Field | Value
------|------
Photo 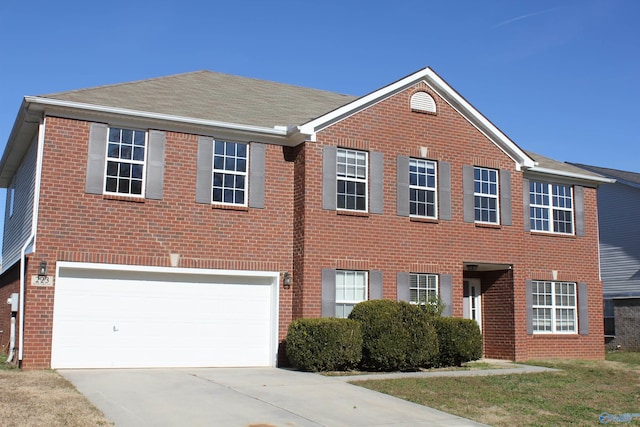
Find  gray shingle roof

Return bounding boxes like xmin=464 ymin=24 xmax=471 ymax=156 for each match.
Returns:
xmin=42 ymin=71 xmax=357 ymax=129
xmin=525 ymin=150 xmax=607 ymax=180
xmin=571 ymin=163 xmax=640 ymax=187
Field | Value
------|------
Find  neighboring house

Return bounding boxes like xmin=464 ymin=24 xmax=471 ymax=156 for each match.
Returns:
xmin=0 ymin=68 xmax=610 ymax=370
xmin=571 ymin=163 xmax=640 ymax=350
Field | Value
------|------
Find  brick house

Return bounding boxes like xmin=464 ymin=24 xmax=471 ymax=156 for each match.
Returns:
xmin=0 ymin=68 xmax=609 ymax=369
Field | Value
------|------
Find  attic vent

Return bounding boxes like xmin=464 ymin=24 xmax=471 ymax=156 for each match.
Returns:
xmin=410 ymin=92 xmax=436 ymax=114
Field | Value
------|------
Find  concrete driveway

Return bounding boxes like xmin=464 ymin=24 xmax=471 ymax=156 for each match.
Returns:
xmin=60 ymin=367 xmax=487 ymax=427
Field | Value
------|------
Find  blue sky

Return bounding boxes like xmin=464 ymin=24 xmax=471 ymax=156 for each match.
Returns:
xmin=0 ymin=0 xmax=638 ymax=241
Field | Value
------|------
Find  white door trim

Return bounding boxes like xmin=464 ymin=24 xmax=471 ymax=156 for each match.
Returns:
xmin=464 ymin=278 xmax=482 ymax=332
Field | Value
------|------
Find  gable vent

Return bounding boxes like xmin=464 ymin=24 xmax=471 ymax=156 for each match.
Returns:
xmin=410 ymin=92 xmax=436 ymax=113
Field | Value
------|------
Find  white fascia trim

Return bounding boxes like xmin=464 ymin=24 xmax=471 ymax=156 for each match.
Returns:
xmin=25 ymin=96 xmax=292 ymax=138
xmin=298 ymin=70 xmax=433 ymax=135
xmin=527 ymin=166 xmax=616 ymax=184
xmin=297 ymin=68 xmax=535 ymax=170
xmin=55 ymin=261 xmax=280 ymax=278
xmin=424 ymin=71 xmax=535 ymax=170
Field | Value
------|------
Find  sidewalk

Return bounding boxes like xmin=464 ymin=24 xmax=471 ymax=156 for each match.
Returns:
xmin=328 ymin=359 xmax=558 ymax=382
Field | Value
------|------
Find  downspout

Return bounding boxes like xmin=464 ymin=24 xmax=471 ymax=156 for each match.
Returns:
xmin=17 ymin=116 xmax=46 ymax=364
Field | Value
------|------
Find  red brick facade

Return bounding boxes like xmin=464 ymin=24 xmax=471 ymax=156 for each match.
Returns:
xmin=1 ymin=78 xmax=604 ymax=369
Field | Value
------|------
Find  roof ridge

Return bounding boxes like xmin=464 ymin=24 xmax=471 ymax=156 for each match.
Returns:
xmin=39 ymin=70 xmax=355 ymax=99
xmin=570 ymin=162 xmax=640 ymax=177
xmin=38 ymin=70 xmax=212 ymax=97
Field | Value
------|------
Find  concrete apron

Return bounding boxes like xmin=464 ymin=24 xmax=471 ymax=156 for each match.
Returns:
xmin=60 ymin=367 xmax=488 ymax=427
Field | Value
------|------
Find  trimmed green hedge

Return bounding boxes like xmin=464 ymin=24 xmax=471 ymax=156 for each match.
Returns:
xmin=433 ymin=317 xmax=482 ymax=367
xmin=286 ymin=318 xmax=362 ymax=372
xmin=348 ymin=300 xmax=439 ymax=371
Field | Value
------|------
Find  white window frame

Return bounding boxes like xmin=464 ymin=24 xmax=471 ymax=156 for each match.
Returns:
xmin=532 ymin=280 xmax=577 ymax=334
xmin=473 ymin=166 xmax=499 ymax=224
xmin=409 ymin=159 xmax=438 ymax=219
xmin=211 ymin=140 xmax=249 ymax=207
xmin=529 ymin=181 xmax=574 ymax=235
xmin=335 ymin=270 xmax=368 ymax=318
xmin=104 ymin=127 xmax=148 ymax=197
xmin=409 ymin=273 xmax=438 ymax=305
xmin=336 ymin=148 xmax=368 ymax=212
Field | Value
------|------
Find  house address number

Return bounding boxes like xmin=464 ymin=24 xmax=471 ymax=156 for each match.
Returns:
xmin=32 ymin=275 xmax=54 ymax=287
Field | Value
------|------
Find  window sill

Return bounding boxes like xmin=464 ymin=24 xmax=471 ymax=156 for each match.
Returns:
xmin=212 ymin=204 xmax=249 ymax=212
xmin=103 ymin=194 xmax=145 ymax=203
xmin=410 ymin=217 xmax=439 ymax=224
xmin=529 ymin=231 xmax=577 ymax=239
xmin=474 ymin=222 xmax=501 ymax=229
xmin=336 ymin=210 xmax=369 ymax=218
xmin=532 ymin=333 xmax=580 ymax=339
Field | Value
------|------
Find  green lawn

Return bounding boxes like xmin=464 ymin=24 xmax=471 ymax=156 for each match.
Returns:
xmin=354 ymin=352 xmax=640 ymax=426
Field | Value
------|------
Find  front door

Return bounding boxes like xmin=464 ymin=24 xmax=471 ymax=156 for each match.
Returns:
xmin=463 ymin=278 xmax=482 ymax=332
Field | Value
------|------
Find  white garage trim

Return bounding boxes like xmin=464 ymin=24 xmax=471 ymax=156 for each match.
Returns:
xmin=52 ymin=262 xmax=279 ymax=369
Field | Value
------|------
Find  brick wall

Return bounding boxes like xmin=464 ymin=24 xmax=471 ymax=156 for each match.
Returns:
xmin=21 ymin=117 xmax=296 ymax=369
xmin=607 ymin=299 xmax=640 ymax=350
xmin=298 ymin=82 xmax=603 ymax=361
xmin=479 ymin=269 xmax=516 ymax=360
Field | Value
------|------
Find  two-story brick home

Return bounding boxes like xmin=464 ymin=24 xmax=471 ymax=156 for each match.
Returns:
xmin=0 ymin=68 xmax=609 ymax=369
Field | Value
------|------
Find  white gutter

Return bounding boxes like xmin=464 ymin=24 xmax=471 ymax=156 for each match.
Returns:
xmin=18 ymin=117 xmax=46 ymax=362
xmin=527 ymin=166 xmax=616 ymax=184
xmin=24 ymin=96 xmax=292 ymax=137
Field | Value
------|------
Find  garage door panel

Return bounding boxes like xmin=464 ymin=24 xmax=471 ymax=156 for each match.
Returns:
xmin=51 ymin=267 xmax=277 ymax=369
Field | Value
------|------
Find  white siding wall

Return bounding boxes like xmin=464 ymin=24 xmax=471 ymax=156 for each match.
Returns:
xmin=598 ymin=183 xmax=640 ymax=297
xmin=2 ymin=135 xmax=37 ymax=273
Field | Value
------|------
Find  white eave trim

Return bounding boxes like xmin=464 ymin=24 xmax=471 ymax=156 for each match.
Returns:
xmin=526 ymin=166 xmax=616 ymax=184
xmin=24 ymin=96 xmax=295 ymax=138
xmin=297 ymin=67 xmax=536 ymax=170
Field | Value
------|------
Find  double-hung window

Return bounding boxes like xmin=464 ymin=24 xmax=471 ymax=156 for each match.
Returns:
xmin=105 ymin=127 xmax=147 ymax=196
xmin=531 ymin=281 xmax=577 ymax=333
xmin=409 ymin=273 xmax=438 ymax=305
xmin=335 ymin=270 xmax=367 ymax=318
xmin=212 ymin=140 xmax=248 ymax=206
xmin=409 ymin=159 xmax=437 ymax=218
xmin=336 ymin=148 xmax=367 ymax=211
xmin=474 ymin=167 xmax=499 ymax=223
xmin=529 ymin=181 xmax=573 ymax=234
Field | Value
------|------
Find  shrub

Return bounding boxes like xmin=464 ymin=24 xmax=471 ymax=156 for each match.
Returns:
xmin=433 ymin=317 xmax=482 ymax=367
xmin=348 ymin=300 xmax=438 ymax=371
xmin=286 ymin=318 xmax=362 ymax=372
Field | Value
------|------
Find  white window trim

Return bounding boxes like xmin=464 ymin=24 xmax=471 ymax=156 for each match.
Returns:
xmin=409 ymin=273 xmax=439 ymax=305
xmin=409 ymin=159 xmax=438 ymax=219
xmin=336 ymin=148 xmax=368 ymax=212
xmin=335 ymin=270 xmax=368 ymax=318
xmin=8 ymin=180 xmax=15 ymax=218
xmin=532 ymin=280 xmax=577 ymax=334
xmin=474 ymin=166 xmax=500 ymax=224
xmin=530 ymin=182 xmax=574 ymax=235
xmin=103 ymin=127 xmax=148 ymax=198
xmin=211 ymin=140 xmax=250 ymax=207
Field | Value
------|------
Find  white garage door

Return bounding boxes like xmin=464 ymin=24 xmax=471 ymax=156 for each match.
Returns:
xmin=51 ymin=263 xmax=278 ymax=369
